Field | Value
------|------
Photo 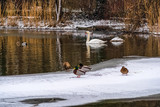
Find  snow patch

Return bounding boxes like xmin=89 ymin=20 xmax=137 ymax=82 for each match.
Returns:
xmin=0 ymin=57 xmax=160 ymax=106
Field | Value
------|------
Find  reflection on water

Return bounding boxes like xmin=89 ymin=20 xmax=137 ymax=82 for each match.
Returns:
xmin=0 ymin=30 xmax=160 ymax=76
xmin=78 ymin=99 xmax=160 ymax=107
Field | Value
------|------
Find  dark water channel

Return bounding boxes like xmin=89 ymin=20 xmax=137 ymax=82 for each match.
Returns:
xmin=0 ymin=30 xmax=160 ymax=76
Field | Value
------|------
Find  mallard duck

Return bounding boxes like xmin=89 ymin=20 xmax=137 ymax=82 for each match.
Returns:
xmin=22 ymin=42 xmax=27 ymax=46
xmin=85 ymin=31 xmax=107 ymax=44
xmin=73 ymin=66 xmax=86 ymax=78
xmin=120 ymin=66 xmax=129 ymax=75
xmin=78 ymin=63 xmax=92 ymax=72
xmin=63 ymin=62 xmax=71 ymax=71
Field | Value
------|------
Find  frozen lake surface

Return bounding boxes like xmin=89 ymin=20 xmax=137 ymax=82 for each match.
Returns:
xmin=0 ymin=57 xmax=160 ymax=106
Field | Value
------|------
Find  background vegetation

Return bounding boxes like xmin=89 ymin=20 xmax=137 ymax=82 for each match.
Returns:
xmin=0 ymin=0 xmax=160 ymax=31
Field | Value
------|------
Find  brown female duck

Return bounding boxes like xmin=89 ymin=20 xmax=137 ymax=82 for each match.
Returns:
xmin=63 ymin=62 xmax=71 ymax=71
xmin=120 ymin=66 xmax=129 ymax=75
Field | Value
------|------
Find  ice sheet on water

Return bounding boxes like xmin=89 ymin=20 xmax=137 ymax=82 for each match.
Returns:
xmin=0 ymin=57 xmax=160 ymax=106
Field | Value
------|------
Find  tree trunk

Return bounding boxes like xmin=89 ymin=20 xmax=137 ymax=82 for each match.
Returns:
xmin=0 ymin=2 xmax=1 ymax=17
xmin=55 ymin=0 xmax=62 ymax=22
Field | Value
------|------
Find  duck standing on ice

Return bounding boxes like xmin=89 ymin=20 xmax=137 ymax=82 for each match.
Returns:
xmin=63 ymin=62 xmax=71 ymax=71
xmin=120 ymin=66 xmax=129 ymax=75
xmin=73 ymin=66 xmax=88 ymax=78
xmin=78 ymin=63 xmax=92 ymax=72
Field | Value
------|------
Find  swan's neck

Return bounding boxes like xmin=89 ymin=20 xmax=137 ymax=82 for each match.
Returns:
xmin=86 ymin=33 xmax=90 ymax=43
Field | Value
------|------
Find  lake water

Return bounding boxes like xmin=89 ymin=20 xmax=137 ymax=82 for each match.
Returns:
xmin=0 ymin=30 xmax=160 ymax=76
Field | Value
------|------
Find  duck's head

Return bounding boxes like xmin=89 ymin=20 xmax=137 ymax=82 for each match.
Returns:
xmin=74 ymin=66 xmax=78 ymax=70
xmin=78 ymin=63 xmax=83 ymax=68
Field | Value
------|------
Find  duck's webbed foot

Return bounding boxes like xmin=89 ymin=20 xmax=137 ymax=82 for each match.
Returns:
xmin=77 ymin=75 xmax=80 ymax=78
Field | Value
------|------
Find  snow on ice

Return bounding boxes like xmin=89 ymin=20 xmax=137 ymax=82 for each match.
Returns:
xmin=0 ymin=57 xmax=160 ymax=106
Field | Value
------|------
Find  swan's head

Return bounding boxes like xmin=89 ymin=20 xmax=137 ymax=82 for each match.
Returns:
xmin=85 ymin=31 xmax=91 ymax=34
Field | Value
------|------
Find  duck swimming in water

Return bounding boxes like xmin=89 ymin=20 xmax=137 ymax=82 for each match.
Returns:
xmin=73 ymin=66 xmax=87 ymax=78
xmin=78 ymin=63 xmax=92 ymax=72
xmin=16 ymin=41 xmax=27 ymax=47
xmin=22 ymin=42 xmax=27 ymax=46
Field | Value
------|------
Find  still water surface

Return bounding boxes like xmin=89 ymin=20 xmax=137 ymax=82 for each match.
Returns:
xmin=0 ymin=30 xmax=160 ymax=76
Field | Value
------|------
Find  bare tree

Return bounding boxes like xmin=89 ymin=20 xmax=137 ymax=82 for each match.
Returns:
xmin=0 ymin=2 xmax=1 ymax=17
xmin=55 ymin=0 xmax=62 ymax=22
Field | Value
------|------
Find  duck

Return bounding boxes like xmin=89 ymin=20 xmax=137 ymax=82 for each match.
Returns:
xmin=120 ymin=66 xmax=129 ymax=75
xmin=16 ymin=41 xmax=21 ymax=46
xmin=85 ymin=31 xmax=107 ymax=44
xmin=78 ymin=63 xmax=92 ymax=72
xmin=63 ymin=62 xmax=71 ymax=71
xmin=22 ymin=42 xmax=27 ymax=46
xmin=73 ymin=66 xmax=87 ymax=78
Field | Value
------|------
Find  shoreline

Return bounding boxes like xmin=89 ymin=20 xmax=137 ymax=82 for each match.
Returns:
xmin=0 ymin=19 xmax=154 ymax=35
xmin=73 ymin=94 xmax=160 ymax=107
xmin=19 ymin=93 xmax=160 ymax=107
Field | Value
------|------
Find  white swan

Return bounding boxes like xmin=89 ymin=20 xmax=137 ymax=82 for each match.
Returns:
xmin=85 ymin=31 xmax=107 ymax=44
xmin=110 ymin=37 xmax=124 ymax=42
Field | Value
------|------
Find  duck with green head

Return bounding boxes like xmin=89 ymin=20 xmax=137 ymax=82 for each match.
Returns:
xmin=73 ymin=66 xmax=86 ymax=78
xmin=78 ymin=63 xmax=92 ymax=72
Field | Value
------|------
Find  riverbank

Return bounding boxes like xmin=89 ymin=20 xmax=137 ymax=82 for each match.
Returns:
xmin=0 ymin=19 xmax=152 ymax=34
xmin=19 ymin=93 xmax=160 ymax=107
xmin=74 ymin=94 xmax=160 ymax=107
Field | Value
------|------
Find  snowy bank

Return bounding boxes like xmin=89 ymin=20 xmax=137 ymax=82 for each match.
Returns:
xmin=1 ymin=19 xmax=157 ymax=35
xmin=0 ymin=57 xmax=160 ymax=107
xmin=0 ymin=19 xmax=125 ymax=30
